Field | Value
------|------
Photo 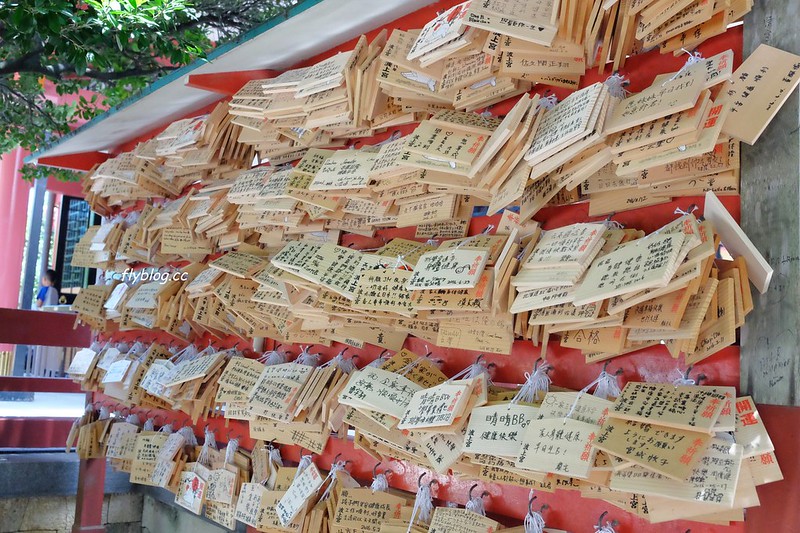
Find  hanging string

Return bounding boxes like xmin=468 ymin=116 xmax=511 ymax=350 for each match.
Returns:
xmin=603 ymin=213 xmax=624 ymax=230
xmin=593 ymin=367 xmax=622 ymax=400
xmin=453 ymin=225 xmax=496 ymax=251
xmin=319 ymin=458 xmax=350 ymax=501
xmin=397 ymin=347 xmax=434 ymax=376
xmin=259 ymin=347 xmax=288 ymax=366
xmin=465 ymin=485 xmax=489 ymax=516
xmin=225 ymin=437 xmax=240 ymax=465
xmin=672 ymin=366 xmax=705 ymax=386
xmin=197 ymin=426 xmax=217 ymax=467
xmin=125 ymin=413 xmax=141 ymax=426
xmin=674 ymin=371 xmax=696 ymax=386
xmin=447 ymin=355 xmax=496 ymax=384
xmin=135 ymin=342 xmax=157 ymax=363
xmin=524 ymin=507 xmax=546 ymax=533
xmin=293 ymin=454 xmax=314 ymax=481
xmin=98 ymin=405 xmax=111 ymax=420
xmin=564 ymin=365 xmax=623 ymax=421
xmin=125 ymin=340 xmax=145 ymax=357
xmin=604 ymin=73 xmax=631 ymax=99
xmin=158 ymin=423 xmax=174 ymax=434
xmin=178 ymin=426 xmax=197 ymax=446
xmin=370 ymin=472 xmax=390 ymax=492
xmin=536 ymin=93 xmax=558 ymax=112
xmin=348 ymin=236 xmax=389 ymax=253
xmin=407 ymin=475 xmax=436 ymax=533
xmin=511 ymin=360 xmax=552 ymax=405
xmin=269 ymin=445 xmax=284 ymax=468
xmin=479 ymin=107 xmax=495 ymax=126
xmin=169 ymin=343 xmax=199 ymax=365
xmin=370 ymin=463 xmax=391 ymax=493
xmin=471 ymin=76 xmax=497 ymax=91
xmin=295 ymin=345 xmax=320 ymax=367
xmin=674 ymin=204 xmax=698 ymax=217
xmin=662 ymin=48 xmax=704 ymax=85
xmin=320 ymin=348 xmax=358 ymax=374
xmin=143 ymin=416 xmax=156 ymax=432
xmin=594 ymin=512 xmax=619 ymax=533
xmin=373 ymin=130 xmax=402 ymax=147
xmin=367 ymin=350 xmax=391 ymax=368
xmin=224 ymin=343 xmax=243 ymax=359
xmin=392 ymin=254 xmax=412 ymax=272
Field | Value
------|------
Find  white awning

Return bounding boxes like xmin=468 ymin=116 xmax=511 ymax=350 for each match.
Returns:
xmin=29 ymin=0 xmax=436 ymax=162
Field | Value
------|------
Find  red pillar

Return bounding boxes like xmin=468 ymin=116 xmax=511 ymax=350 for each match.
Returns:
xmin=9 ymin=150 xmax=32 ymax=306
xmin=72 ymin=457 xmax=107 ymax=533
xmin=0 ymin=148 xmax=32 ymax=353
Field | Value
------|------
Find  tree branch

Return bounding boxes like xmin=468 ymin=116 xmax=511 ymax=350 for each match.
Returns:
xmin=0 ymin=80 xmax=64 ymax=132
xmin=0 ymin=46 xmax=45 ymax=77
xmin=82 ymin=65 xmax=180 ymax=81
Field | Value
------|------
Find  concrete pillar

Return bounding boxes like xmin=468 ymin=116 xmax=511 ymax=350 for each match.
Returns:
xmin=740 ymin=1 xmax=800 ymax=405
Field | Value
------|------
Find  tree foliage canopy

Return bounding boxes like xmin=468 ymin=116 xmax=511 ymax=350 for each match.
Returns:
xmin=0 ymin=0 xmax=295 ymax=180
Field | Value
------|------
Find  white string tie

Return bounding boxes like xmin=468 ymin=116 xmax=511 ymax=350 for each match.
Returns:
xmin=662 ymin=48 xmax=704 ymax=86
xmin=536 ymin=94 xmax=558 ymax=112
xmin=604 ymin=73 xmax=631 ymax=99
xmin=407 ymin=481 xmax=435 ymax=532
xmin=512 ymin=361 xmax=552 ymax=405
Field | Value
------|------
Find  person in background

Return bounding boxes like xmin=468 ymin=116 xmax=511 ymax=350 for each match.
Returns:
xmin=36 ymin=269 xmax=60 ymax=308
xmin=32 ymin=269 xmax=64 ymax=376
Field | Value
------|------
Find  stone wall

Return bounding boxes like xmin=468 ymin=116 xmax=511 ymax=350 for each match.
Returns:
xmin=0 ymin=493 xmax=142 ymax=533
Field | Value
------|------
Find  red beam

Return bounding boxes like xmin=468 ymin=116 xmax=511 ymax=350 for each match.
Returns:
xmin=0 ymin=418 xmax=76 ymax=447
xmin=185 ymin=69 xmax=280 ymax=96
xmin=0 ymin=308 xmax=92 ymax=348
xmin=0 ymin=377 xmax=82 ymax=393
xmin=46 ymin=175 xmax=85 ymax=198
xmin=37 ymin=151 xmax=109 ymax=172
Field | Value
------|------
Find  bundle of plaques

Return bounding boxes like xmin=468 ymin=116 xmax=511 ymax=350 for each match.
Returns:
xmin=232 ymin=354 xmax=355 ymax=454
xmin=71 ymin=220 xmax=122 ymax=271
xmin=587 ymin=383 xmax=779 ymax=524
xmin=510 ymin=199 xmax=757 ymax=364
xmin=77 ymin=46 xmax=800 ymax=274
xmin=77 ymin=187 xmax=761 ymax=367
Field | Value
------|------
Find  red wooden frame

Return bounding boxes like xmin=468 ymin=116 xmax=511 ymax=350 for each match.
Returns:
xmin=185 ymin=69 xmax=281 ymax=96
xmin=38 ymin=151 xmax=109 ymax=172
xmin=0 ymin=308 xmax=92 ymax=348
xmin=0 ymin=376 xmax=83 ymax=393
